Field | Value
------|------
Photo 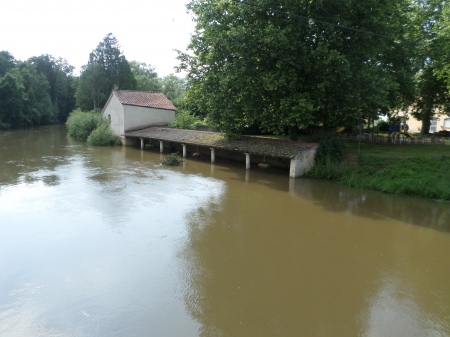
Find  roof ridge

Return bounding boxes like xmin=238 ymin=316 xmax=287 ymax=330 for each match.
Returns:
xmin=114 ymin=89 xmax=162 ymax=93
xmin=112 ymin=90 xmax=176 ymax=111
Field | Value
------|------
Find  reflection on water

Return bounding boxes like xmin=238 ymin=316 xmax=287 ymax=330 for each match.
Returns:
xmin=0 ymin=125 xmax=449 ymax=337
xmin=180 ymin=175 xmax=450 ymax=336
xmin=289 ymin=178 xmax=450 ymax=232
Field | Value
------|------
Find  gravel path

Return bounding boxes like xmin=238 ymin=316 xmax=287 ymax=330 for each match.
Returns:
xmin=125 ymin=127 xmax=316 ymax=158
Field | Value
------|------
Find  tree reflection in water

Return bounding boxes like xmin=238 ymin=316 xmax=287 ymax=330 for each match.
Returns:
xmin=179 ymin=177 xmax=450 ymax=336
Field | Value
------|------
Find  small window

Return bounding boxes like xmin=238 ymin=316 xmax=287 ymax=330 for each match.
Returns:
xmin=444 ymin=118 xmax=450 ymax=128
xmin=430 ymin=118 xmax=439 ymax=132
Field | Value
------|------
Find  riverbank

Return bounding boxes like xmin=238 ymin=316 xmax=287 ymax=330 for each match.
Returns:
xmin=307 ymin=140 xmax=450 ymax=201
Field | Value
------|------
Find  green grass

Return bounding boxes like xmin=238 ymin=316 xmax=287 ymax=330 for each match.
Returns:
xmin=345 ymin=140 xmax=450 ymax=158
xmin=307 ymin=139 xmax=450 ymax=201
xmin=247 ymin=133 xmax=450 ymax=200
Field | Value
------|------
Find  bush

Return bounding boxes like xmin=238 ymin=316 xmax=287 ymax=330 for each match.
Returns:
xmin=171 ymin=109 xmax=206 ymax=130
xmin=309 ymin=133 xmax=346 ymax=166
xmin=87 ymin=124 xmax=121 ymax=146
xmin=66 ymin=109 xmax=104 ymax=142
xmin=161 ymin=153 xmax=182 ymax=166
xmin=376 ymin=120 xmax=389 ymax=132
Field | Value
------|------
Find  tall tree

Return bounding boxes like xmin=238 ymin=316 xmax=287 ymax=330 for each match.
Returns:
xmin=179 ymin=0 xmax=412 ymax=139
xmin=75 ymin=33 xmax=137 ymax=110
xmin=129 ymin=60 xmax=162 ymax=91
xmin=0 ymin=73 xmax=23 ymax=129
xmin=408 ymin=0 xmax=450 ymax=134
xmin=76 ymin=62 xmax=109 ymax=111
xmin=434 ymin=1 xmax=450 ymax=88
xmin=160 ymin=74 xmax=186 ymax=108
xmin=0 ymin=51 xmax=16 ymax=77
xmin=27 ymin=55 xmax=76 ymax=122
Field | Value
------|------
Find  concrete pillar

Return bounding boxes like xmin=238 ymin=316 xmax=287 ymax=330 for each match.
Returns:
xmin=182 ymin=144 xmax=187 ymax=158
xmin=210 ymin=148 xmax=215 ymax=163
xmin=289 ymin=146 xmax=318 ymax=178
xmin=289 ymin=178 xmax=296 ymax=194
xmin=121 ymin=136 xmax=136 ymax=146
xmin=159 ymin=140 xmax=164 ymax=153
xmin=245 ymin=153 xmax=250 ymax=169
xmin=245 ymin=170 xmax=250 ymax=183
xmin=140 ymin=138 xmax=144 ymax=149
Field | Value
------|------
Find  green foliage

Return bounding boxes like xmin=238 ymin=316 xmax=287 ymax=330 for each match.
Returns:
xmin=308 ymin=140 xmax=450 ymax=200
xmin=0 ymin=51 xmax=16 ymax=77
xmin=75 ymin=33 xmax=137 ymax=111
xmin=375 ymin=120 xmax=389 ymax=132
xmin=27 ymin=55 xmax=76 ymax=122
xmin=432 ymin=2 xmax=450 ymax=91
xmin=87 ymin=124 xmax=121 ymax=146
xmin=0 ymin=73 xmax=23 ymax=129
xmin=129 ymin=61 xmax=162 ymax=91
xmin=65 ymin=109 xmax=105 ymax=142
xmin=0 ymin=52 xmax=75 ymax=129
xmin=339 ymin=156 xmax=450 ymax=200
xmin=407 ymin=0 xmax=450 ymax=134
xmin=305 ymin=157 xmax=345 ymax=180
xmin=160 ymin=74 xmax=186 ymax=108
xmin=161 ymin=153 xmax=182 ymax=166
xmin=179 ymin=0 xmax=412 ymax=139
xmin=309 ymin=133 xmax=346 ymax=166
xmin=171 ymin=109 xmax=205 ymax=130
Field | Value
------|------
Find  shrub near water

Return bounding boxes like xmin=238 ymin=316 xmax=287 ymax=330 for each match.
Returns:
xmin=66 ymin=109 xmax=104 ymax=142
xmin=171 ymin=109 xmax=206 ymax=130
xmin=161 ymin=153 xmax=182 ymax=166
xmin=66 ymin=109 xmax=120 ymax=146
xmin=306 ymin=133 xmax=346 ymax=179
xmin=87 ymin=124 xmax=121 ymax=146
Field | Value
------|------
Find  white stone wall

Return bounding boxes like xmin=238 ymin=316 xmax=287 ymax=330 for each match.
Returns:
xmin=289 ymin=146 xmax=318 ymax=178
xmin=103 ymin=94 xmax=125 ymax=136
xmin=123 ymin=105 xmax=175 ymax=132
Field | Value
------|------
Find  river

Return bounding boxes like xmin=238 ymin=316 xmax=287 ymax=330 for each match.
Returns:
xmin=0 ymin=125 xmax=449 ymax=337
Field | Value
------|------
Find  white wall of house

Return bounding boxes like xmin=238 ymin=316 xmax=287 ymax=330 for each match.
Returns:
xmin=103 ymin=94 xmax=125 ymax=136
xmin=123 ymin=105 xmax=175 ymax=132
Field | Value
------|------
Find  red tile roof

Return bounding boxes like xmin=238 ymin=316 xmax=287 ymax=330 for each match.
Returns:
xmin=113 ymin=90 xmax=176 ymax=111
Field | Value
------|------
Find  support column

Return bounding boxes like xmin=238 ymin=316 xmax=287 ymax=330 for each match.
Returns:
xmin=245 ymin=153 xmax=250 ymax=169
xmin=159 ymin=140 xmax=164 ymax=153
xmin=140 ymin=138 xmax=144 ymax=149
xmin=289 ymin=146 xmax=318 ymax=178
xmin=182 ymin=144 xmax=187 ymax=158
xmin=210 ymin=148 xmax=215 ymax=163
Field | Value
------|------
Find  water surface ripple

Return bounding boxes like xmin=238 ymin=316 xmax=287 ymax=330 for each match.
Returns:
xmin=0 ymin=125 xmax=449 ymax=337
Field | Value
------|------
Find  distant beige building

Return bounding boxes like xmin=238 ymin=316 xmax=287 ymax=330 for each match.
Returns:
xmin=102 ymin=90 xmax=176 ymax=136
xmin=407 ymin=114 xmax=450 ymax=133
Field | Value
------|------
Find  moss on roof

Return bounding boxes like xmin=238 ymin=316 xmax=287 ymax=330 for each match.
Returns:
xmin=126 ymin=127 xmax=316 ymax=158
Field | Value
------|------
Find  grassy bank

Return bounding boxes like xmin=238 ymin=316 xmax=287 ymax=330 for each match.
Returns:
xmin=307 ymin=140 xmax=450 ymax=201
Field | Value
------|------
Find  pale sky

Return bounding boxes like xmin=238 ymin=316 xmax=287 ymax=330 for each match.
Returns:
xmin=0 ymin=0 xmax=196 ymax=77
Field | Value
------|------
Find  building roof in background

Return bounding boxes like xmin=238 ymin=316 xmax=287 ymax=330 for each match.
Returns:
xmin=113 ymin=90 xmax=176 ymax=111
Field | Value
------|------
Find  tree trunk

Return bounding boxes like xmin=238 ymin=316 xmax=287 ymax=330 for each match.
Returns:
xmin=288 ymin=126 xmax=298 ymax=141
xmin=421 ymin=110 xmax=432 ymax=134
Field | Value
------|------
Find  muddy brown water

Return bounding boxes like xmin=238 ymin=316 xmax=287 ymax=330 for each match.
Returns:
xmin=1 ymin=125 xmax=449 ymax=337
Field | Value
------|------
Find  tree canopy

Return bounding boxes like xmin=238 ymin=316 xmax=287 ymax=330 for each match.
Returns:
xmin=76 ymin=33 xmax=137 ymax=110
xmin=178 ymin=0 xmax=415 ymax=139
xmin=129 ymin=60 xmax=162 ymax=91
xmin=406 ymin=0 xmax=450 ymax=133
xmin=0 ymin=52 xmax=76 ymax=129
